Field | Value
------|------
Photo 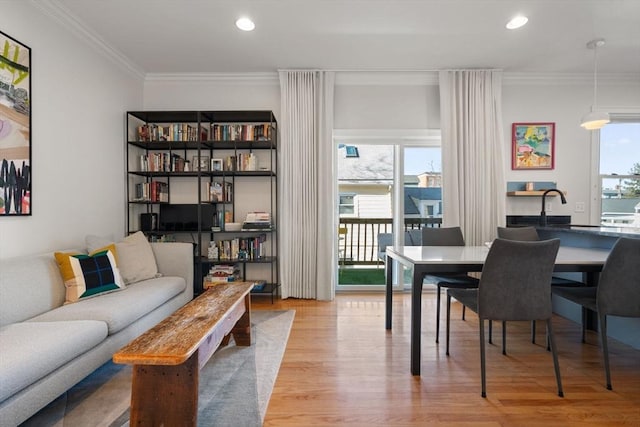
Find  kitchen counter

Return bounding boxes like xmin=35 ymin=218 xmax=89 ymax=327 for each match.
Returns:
xmin=537 ymin=225 xmax=639 ymax=250
xmin=538 ymin=225 xmax=640 ymax=240
xmin=536 ymin=224 xmax=640 ymax=350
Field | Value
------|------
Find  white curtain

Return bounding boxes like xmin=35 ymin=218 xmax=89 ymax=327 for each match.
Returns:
xmin=278 ymin=70 xmax=335 ymax=300
xmin=439 ymin=70 xmax=506 ymax=245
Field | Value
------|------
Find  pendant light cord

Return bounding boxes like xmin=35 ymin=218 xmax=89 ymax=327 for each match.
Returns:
xmin=592 ymin=45 xmax=598 ymax=109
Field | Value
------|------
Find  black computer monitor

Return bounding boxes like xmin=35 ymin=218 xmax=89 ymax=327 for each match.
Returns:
xmin=159 ymin=204 xmax=215 ymax=231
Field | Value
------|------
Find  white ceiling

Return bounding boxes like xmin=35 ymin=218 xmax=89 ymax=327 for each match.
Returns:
xmin=42 ymin=0 xmax=640 ymax=76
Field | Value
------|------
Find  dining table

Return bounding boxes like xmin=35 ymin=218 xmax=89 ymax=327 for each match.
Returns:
xmin=384 ymin=244 xmax=611 ymax=375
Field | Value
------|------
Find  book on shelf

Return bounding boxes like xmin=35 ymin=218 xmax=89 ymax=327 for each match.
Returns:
xmin=200 ymin=124 xmax=209 ymax=141
xmin=212 ymin=123 xmax=272 ymax=141
xmin=138 ymin=153 xmax=186 ymax=172
xmin=207 ymin=234 xmax=268 ymax=261
xmin=203 ymin=263 xmax=239 ymax=287
xmin=221 ymin=153 xmax=259 ymax=172
xmin=133 ymin=181 xmax=168 ymax=203
xmin=250 ymin=280 xmax=267 ymax=291
xmin=136 ymin=123 xmax=198 ymax=142
xmin=242 ymin=212 xmax=272 ymax=230
xmin=206 ymin=181 xmax=233 ymax=203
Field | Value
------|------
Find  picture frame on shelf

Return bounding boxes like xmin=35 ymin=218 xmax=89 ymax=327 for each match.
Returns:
xmin=512 ymin=122 xmax=555 ymax=170
xmin=1 ymin=31 xmax=31 ymax=216
xmin=192 ymin=155 xmax=210 ymax=171
xmin=211 ymin=158 xmax=223 ymax=172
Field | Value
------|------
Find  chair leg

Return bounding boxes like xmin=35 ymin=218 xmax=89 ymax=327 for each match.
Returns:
xmin=436 ymin=284 xmax=441 ymax=343
xmin=581 ymin=307 xmax=587 ymax=343
xmin=546 ymin=319 xmax=564 ymax=397
xmin=488 ymin=320 xmax=493 ymax=344
xmin=446 ymin=293 xmax=452 ymax=356
xmin=546 ymin=330 xmax=550 ymax=352
xmin=502 ymin=321 xmax=506 ymax=355
xmin=599 ymin=313 xmax=612 ymax=390
xmin=462 ymin=305 xmax=466 ymax=321
xmin=480 ymin=318 xmax=487 ymax=398
xmin=531 ymin=320 xmax=536 ymax=344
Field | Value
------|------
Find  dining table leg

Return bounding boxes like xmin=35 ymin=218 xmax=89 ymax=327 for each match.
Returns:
xmin=411 ymin=267 xmax=423 ymax=375
xmin=385 ymin=255 xmax=393 ymax=330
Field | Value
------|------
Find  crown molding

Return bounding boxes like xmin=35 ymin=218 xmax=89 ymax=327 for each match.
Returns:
xmin=142 ymin=71 xmax=638 ymax=86
xmin=144 ymin=72 xmax=279 ymax=85
xmin=503 ymin=72 xmax=640 ymax=86
xmin=335 ymin=72 xmax=439 ymax=86
xmin=31 ymin=0 xmax=145 ymax=80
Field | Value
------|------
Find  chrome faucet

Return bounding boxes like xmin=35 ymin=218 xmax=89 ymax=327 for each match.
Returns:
xmin=540 ymin=189 xmax=567 ymax=226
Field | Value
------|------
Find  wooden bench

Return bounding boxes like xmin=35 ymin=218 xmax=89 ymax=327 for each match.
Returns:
xmin=113 ymin=281 xmax=254 ymax=426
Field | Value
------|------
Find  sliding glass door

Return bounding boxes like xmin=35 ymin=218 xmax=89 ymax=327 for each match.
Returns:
xmin=334 ymin=130 xmax=441 ymax=291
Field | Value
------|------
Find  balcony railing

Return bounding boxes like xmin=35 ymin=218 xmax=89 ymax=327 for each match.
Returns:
xmin=338 ymin=217 xmax=442 ymax=265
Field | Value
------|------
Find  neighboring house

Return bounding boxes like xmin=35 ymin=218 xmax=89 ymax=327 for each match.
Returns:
xmin=337 ymin=144 xmax=442 ymax=218
xmin=405 ymin=187 xmax=442 ymax=218
xmin=337 ymin=144 xmax=393 ymax=218
xmin=601 ymin=199 xmax=640 ymax=228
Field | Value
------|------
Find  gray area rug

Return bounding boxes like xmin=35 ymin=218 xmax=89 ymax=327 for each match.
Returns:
xmin=20 ymin=310 xmax=295 ymax=427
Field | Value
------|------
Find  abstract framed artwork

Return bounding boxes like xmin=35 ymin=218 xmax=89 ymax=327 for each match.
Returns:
xmin=0 ymin=31 xmax=31 ymax=215
xmin=512 ymin=122 xmax=555 ymax=170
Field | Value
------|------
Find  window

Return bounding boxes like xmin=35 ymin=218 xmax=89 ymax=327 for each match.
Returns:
xmin=339 ymin=193 xmax=355 ymax=215
xmin=598 ymin=121 xmax=640 ymax=228
xmin=345 ymin=146 xmax=359 ymax=158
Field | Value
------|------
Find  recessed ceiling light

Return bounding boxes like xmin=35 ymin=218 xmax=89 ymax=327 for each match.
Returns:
xmin=235 ymin=17 xmax=255 ymax=31
xmin=506 ymin=15 xmax=528 ymax=30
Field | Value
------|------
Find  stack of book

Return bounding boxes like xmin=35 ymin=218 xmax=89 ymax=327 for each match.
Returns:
xmin=203 ymin=264 xmax=238 ymax=288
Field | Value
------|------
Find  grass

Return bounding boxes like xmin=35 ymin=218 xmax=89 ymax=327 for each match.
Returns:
xmin=338 ymin=267 xmax=385 ymax=285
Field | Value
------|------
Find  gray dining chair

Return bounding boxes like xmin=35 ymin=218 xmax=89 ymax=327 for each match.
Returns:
xmin=497 ymin=226 xmax=586 ymax=346
xmin=446 ymin=238 xmax=563 ymax=398
xmin=551 ymin=237 xmax=640 ymax=390
xmin=377 ymin=230 xmax=420 ymax=261
xmin=422 ymin=226 xmax=480 ymax=343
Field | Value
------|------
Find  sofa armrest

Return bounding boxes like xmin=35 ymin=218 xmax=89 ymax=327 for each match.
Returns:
xmin=150 ymin=242 xmax=194 ymax=300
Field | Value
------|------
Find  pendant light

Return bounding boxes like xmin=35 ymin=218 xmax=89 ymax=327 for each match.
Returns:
xmin=580 ymin=39 xmax=610 ymax=130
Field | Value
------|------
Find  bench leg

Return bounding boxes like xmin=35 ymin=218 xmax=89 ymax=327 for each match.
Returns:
xmin=219 ymin=293 xmax=252 ymax=347
xmin=232 ymin=294 xmax=252 ymax=346
xmin=130 ymin=352 xmax=199 ymax=427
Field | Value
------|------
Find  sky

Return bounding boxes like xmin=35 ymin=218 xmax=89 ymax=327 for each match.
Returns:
xmin=404 ymin=147 xmax=441 ymax=174
xmin=599 ymin=122 xmax=640 ymax=175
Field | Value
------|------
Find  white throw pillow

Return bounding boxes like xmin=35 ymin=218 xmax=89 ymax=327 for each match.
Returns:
xmin=86 ymin=231 xmax=160 ymax=284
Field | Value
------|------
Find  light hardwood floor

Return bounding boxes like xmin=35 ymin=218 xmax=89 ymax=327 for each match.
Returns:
xmin=253 ymin=291 xmax=640 ymax=426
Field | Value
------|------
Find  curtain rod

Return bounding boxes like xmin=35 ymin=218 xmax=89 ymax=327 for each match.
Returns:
xmin=277 ymin=68 xmax=503 ymax=73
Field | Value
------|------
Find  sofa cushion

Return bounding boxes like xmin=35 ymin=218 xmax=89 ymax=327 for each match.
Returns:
xmin=54 ymin=246 xmax=125 ymax=304
xmin=0 ymin=252 xmax=68 ymax=327
xmin=27 ymin=276 xmax=186 ymax=335
xmin=87 ymin=232 xmax=160 ymax=285
xmin=0 ymin=320 xmax=108 ymax=402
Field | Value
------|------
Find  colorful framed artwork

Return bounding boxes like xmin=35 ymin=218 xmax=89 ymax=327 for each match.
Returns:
xmin=512 ymin=122 xmax=555 ymax=170
xmin=0 ymin=31 xmax=31 ymax=215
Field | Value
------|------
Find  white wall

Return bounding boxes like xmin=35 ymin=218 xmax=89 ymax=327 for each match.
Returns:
xmin=144 ymin=78 xmax=280 ymax=113
xmin=334 ymin=76 xmax=440 ymax=129
xmin=503 ymin=78 xmax=640 ymax=224
xmin=143 ymin=73 xmax=640 ymax=230
xmin=334 ymin=72 xmax=640 ymax=226
xmin=0 ymin=3 xmax=143 ymax=259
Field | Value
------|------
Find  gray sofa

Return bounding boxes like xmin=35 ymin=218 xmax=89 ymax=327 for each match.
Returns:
xmin=0 ymin=242 xmax=193 ymax=427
